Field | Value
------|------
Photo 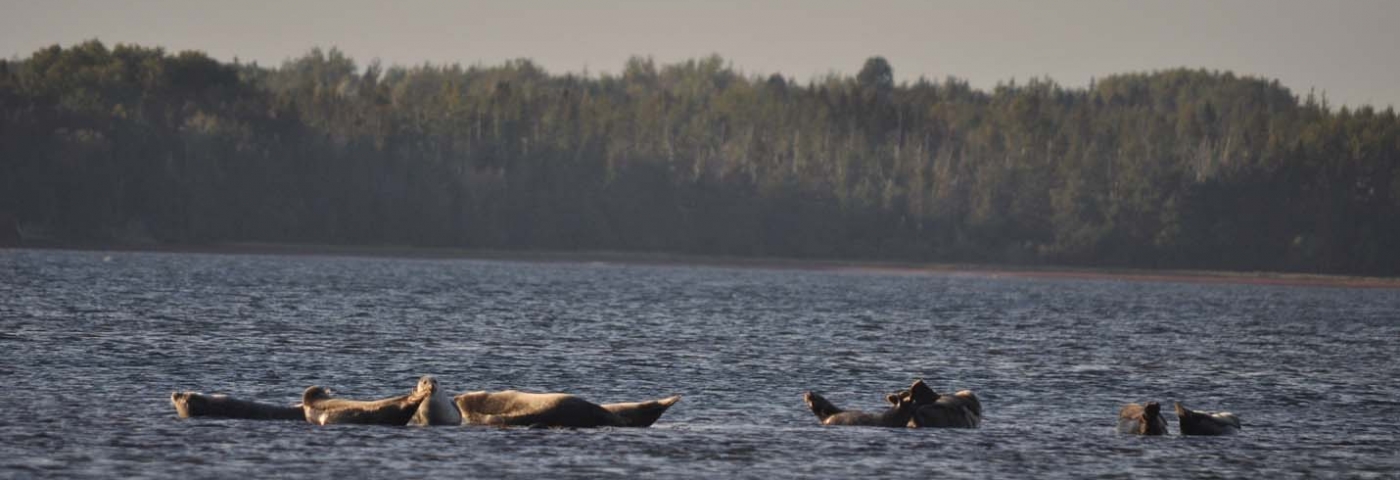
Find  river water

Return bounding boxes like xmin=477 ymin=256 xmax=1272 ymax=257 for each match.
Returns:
xmin=1 ymin=249 xmax=1397 ymax=479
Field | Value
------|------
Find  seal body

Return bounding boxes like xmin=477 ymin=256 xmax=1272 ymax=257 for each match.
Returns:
xmin=1117 ymin=402 xmax=1169 ymax=435
xmin=1175 ymin=402 xmax=1241 ymax=435
xmin=804 ymin=379 xmax=930 ymax=427
xmin=901 ymin=384 xmax=982 ymax=428
xmin=170 ymin=392 xmax=304 ymax=421
xmin=454 ymin=390 xmax=676 ymax=428
xmin=302 ymin=385 xmax=431 ymax=425
xmin=410 ymin=375 xmax=463 ymax=426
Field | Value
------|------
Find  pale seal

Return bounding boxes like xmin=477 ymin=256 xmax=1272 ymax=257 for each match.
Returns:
xmin=409 ymin=375 xmax=463 ymax=426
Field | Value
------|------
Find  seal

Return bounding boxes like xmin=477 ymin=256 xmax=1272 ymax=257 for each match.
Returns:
xmin=453 ymin=390 xmax=680 ymax=428
xmin=803 ymin=379 xmax=930 ymax=427
xmin=1174 ymin=402 xmax=1241 ymax=435
xmin=894 ymin=382 xmax=982 ymax=428
xmin=170 ymin=391 xmax=304 ymax=421
xmin=409 ymin=375 xmax=463 ymax=426
xmin=302 ymin=384 xmax=432 ymax=425
xmin=1116 ymin=401 xmax=1168 ymax=435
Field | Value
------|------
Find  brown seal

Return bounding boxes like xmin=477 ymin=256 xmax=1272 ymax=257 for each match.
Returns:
xmin=1117 ymin=401 xmax=1168 ymax=435
xmin=302 ymin=384 xmax=431 ymax=425
xmin=893 ymin=382 xmax=982 ymax=428
xmin=803 ymin=379 xmax=930 ymax=427
xmin=170 ymin=392 xmax=304 ymax=421
xmin=409 ymin=375 xmax=463 ymax=426
xmin=453 ymin=390 xmax=680 ymax=428
xmin=1175 ymin=402 xmax=1241 ymax=435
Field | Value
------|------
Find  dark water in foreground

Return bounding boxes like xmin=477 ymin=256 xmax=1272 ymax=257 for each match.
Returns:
xmin=1 ymin=249 xmax=1398 ymax=479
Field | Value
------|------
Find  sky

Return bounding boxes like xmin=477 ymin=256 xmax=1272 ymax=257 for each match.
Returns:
xmin=3 ymin=0 xmax=1398 ymax=108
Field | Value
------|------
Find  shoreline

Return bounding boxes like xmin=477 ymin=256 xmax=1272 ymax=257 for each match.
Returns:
xmin=7 ymin=242 xmax=1400 ymax=290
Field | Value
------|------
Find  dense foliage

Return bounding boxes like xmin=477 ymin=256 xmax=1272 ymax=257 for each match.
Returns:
xmin=2 ymin=41 xmax=1397 ymax=274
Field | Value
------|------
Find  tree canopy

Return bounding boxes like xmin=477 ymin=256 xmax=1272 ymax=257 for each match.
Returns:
xmin=3 ymin=41 xmax=1398 ymax=275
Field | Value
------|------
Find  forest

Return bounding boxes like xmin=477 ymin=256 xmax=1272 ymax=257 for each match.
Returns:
xmin=1 ymin=40 xmax=1397 ymax=275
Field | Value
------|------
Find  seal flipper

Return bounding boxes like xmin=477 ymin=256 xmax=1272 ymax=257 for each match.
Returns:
xmin=803 ymin=391 xmax=843 ymax=422
xmin=601 ymin=395 xmax=681 ymax=427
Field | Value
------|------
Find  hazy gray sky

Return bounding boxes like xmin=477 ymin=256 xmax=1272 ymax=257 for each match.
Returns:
xmin=3 ymin=0 xmax=1397 ymax=108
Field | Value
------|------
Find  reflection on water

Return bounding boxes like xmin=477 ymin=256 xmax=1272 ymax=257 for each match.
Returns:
xmin=1 ymin=249 xmax=1398 ymax=478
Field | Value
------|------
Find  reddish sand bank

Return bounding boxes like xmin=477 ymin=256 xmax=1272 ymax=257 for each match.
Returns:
xmin=13 ymin=242 xmax=1399 ymax=290
xmin=841 ymin=264 xmax=1400 ymax=289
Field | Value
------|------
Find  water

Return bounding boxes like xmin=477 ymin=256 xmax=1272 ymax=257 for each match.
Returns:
xmin=1 ymin=249 xmax=1397 ymax=479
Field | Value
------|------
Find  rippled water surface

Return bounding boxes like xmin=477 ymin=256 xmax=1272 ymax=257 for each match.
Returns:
xmin=2 ymin=249 xmax=1398 ymax=479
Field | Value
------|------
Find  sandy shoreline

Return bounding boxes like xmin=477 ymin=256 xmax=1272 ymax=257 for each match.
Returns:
xmin=8 ymin=242 xmax=1399 ymax=290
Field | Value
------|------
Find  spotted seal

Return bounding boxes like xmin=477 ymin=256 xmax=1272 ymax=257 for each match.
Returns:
xmin=453 ymin=390 xmax=680 ymax=428
xmin=170 ymin=392 xmax=304 ymax=421
xmin=302 ymin=384 xmax=431 ymax=425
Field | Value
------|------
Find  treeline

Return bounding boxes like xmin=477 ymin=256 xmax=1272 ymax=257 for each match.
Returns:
xmin=2 ymin=40 xmax=1397 ymax=275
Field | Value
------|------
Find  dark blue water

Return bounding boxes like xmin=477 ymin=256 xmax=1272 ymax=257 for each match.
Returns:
xmin=1 ymin=249 xmax=1398 ymax=479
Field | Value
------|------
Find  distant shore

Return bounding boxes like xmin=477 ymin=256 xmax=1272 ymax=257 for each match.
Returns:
xmin=9 ymin=242 xmax=1400 ymax=290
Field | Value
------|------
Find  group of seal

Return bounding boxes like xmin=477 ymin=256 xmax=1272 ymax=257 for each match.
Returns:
xmin=173 ymin=376 xmax=1238 ymax=435
xmin=1117 ymin=401 xmax=1242 ymax=436
xmin=171 ymin=375 xmax=682 ymax=428
xmin=803 ymin=379 xmax=983 ymax=428
xmin=803 ymin=380 xmax=1238 ymax=436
